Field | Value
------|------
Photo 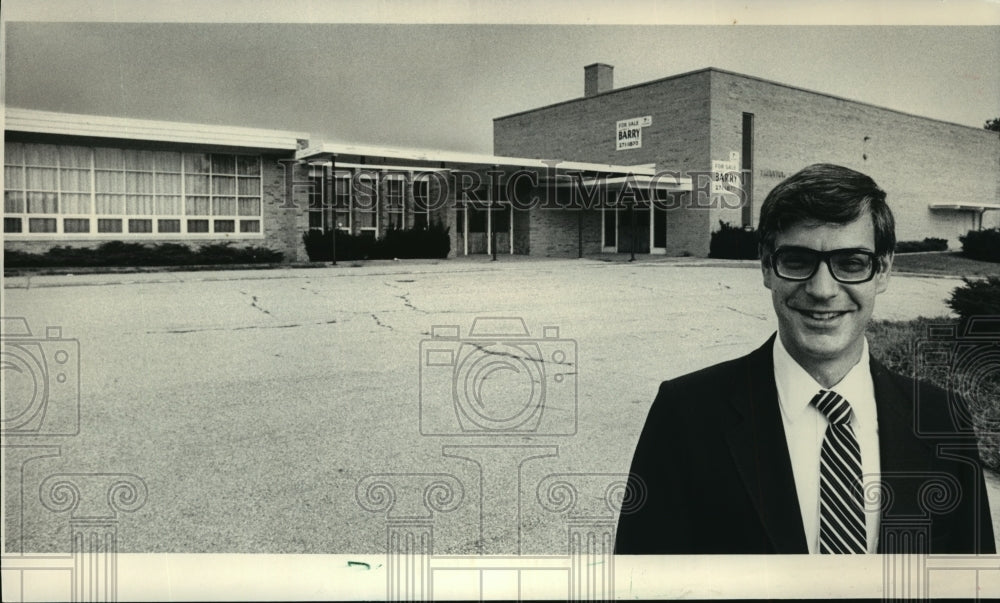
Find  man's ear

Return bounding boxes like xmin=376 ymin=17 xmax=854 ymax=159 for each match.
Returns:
xmin=875 ymin=253 xmax=893 ymax=294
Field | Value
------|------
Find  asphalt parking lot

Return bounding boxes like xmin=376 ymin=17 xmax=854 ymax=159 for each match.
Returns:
xmin=3 ymin=257 xmax=997 ymax=556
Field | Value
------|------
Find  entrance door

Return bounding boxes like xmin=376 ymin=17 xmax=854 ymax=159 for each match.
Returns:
xmin=617 ymin=205 xmax=650 ymax=254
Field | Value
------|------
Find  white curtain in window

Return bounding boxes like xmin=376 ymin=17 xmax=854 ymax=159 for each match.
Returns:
xmin=154 ymin=151 xmax=182 ymax=172
xmin=27 ymin=168 xmax=58 ymax=191
xmin=5 ymin=191 xmax=26 ymax=213
xmin=25 ymin=145 xmax=59 ymax=167
xmin=124 ymin=150 xmax=155 ymax=171
xmin=5 ymin=165 xmax=24 ymax=189
xmin=61 ymin=193 xmax=92 ymax=215
xmin=237 ymin=198 xmax=260 ymax=216
xmin=213 ymin=197 xmax=236 ymax=216
xmin=126 ymin=172 xmax=155 ymax=194
xmin=59 ymin=146 xmax=91 ymax=168
xmin=27 ymin=192 xmax=58 ymax=213
xmin=94 ymin=148 xmax=124 ymax=170
xmin=185 ymin=175 xmax=210 ymax=195
xmin=96 ymin=194 xmax=125 ymax=215
xmin=127 ymin=196 xmax=156 ymax=215
xmin=96 ymin=171 xmax=125 ymax=193
xmin=157 ymin=174 xmax=181 ymax=195
xmin=61 ymin=169 xmax=92 ymax=192
xmin=157 ymin=196 xmax=182 ymax=215
xmin=186 ymin=197 xmax=211 ymax=216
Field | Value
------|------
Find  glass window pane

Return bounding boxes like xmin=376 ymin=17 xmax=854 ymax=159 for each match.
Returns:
xmin=212 ymin=176 xmax=236 ymax=195
xmin=186 ymin=197 xmax=210 ymax=216
xmin=59 ymin=146 xmax=91 ymax=168
xmin=355 ymin=211 xmax=375 ymax=228
xmin=237 ymin=155 xmax=260 ymax=176
xmin=124 ymin=149 xmax=155 ymax=171
xmin=96 ymin=171 xmax=125 ymax=193
xmin=126 ymin=172 xmax=155 ymax=194
xmin=184 ymin=153 xmax=212 ymax=174
xmin=4 ymin=217 xmax=23 ymax=233
xmin=27 ymin=192 xmax=58 ymax=213
xmin=237 ymin=177 xmax=259 ymax=195
xmin=237 ymin=198 xmax=260 ymax=216
xmin=25 ymin=144 xmax=59 ymax=167
xmin=27 ymin=168 xmax=59 ymax=190
xmin=28 ymin=218 xmax=58 ymax=232
xmin=5 ymin=165 xmax=25 ymax=188
xmin=5 ymin=191 xmax=25 ymax=213
xmin=129 ymin=219 xmax=153 ymax=233
xmin=211 ymin=154 xmax=236 ymax=174
xmin=240 ymin=220 xmax=260 ymax=233
xmin=5 ymin=142 xmax=24 ymax=165
xmin=187 ymin=219 xmax=209 ymax=233
xmin=126 ymin=196 xmax=156 ymax=215
xmin=61 ymin=169 xmax=92 ymax=192
xmin=98 ymin=219 xmax=123 ymax=233
xmin=64 ymin=218 xmax=90 ymax=233
xmin=61 ymin=194 xmax=92 ymax=214
xmin=156 ymin=196 xmax=182 ymax=215
xmin=156 ymin=173 xmax=181 ymax=195
xmin=185 ymin=174 xmax=209 ymax=195
xmin=214 ymin=219 xmax=235 ymax=233
xmin=94 ymin=147 xmax=124 ymax=169
xmin=154 ymin=151 xmax=182 ymax=172
xmin=158 ymin=219 xmax=181 ymax=233
xmin=212 ymin=197 xmax=236 ymax=216
xmin=96 ymin=194 xmax=124 ymax=215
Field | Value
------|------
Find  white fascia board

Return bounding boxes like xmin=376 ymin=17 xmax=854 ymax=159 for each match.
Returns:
xmin=297 ymin=142 xmax=655 ymax=176
xmin=5 ymin=108 xmax=308 ymax=151
xmin=929 ymin=202 xmax=1000 ymax=211
xmin=548 ymin=174 xmax=693 ymax=191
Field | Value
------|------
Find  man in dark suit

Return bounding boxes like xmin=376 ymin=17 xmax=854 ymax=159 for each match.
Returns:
xmin=615 ymin=164 xmax=996 ymax=554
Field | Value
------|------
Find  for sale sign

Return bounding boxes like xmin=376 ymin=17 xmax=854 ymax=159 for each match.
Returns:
xmin=616 ymin=116 xmax=652 ymax=151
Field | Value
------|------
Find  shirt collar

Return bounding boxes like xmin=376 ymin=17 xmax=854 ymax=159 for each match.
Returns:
xmin=773 ymin=333 xmax=874 ymax=424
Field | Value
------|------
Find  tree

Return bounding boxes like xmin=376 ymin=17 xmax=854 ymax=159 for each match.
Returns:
xmin=986 ymin=118 xmax=1000 ymax=132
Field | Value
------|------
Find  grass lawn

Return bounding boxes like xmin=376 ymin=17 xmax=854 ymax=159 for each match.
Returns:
xmin=892 ymin=251 xmax=1000 ymax=277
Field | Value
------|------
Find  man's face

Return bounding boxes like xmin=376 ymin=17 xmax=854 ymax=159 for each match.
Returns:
xmin=762 ymin=215 xmax=891 ymax=374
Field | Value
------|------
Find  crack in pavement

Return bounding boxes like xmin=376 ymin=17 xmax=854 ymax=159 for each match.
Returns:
xmin=239 ymin=289 xmax=273 ymax=316
xmin=145 ymin=318 xmax=339 ymax=335
xmin=371 ymin=313 xmax=393 ymax=330
xmin=725 ymin=306 xmax=768 ymax=321
xmin=383 ymin=281 xmax=429 ymax=314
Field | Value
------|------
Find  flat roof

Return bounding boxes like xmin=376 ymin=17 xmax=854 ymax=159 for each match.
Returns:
xmin=929 ymin=202 xmax=1000 ymax=211
xmin=5 ymin=108 xmax=308 ymax=151
xmin=495 ymin=67 xmax=990 ymax=134
xmin=298 ymin=141 xmax=656 ymax=175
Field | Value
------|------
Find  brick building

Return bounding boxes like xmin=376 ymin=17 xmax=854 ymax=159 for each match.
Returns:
xmin=5 ymin=66 xmax=998 ymax=262
xmin=495 ymin=65 xmax=1000 ymax=256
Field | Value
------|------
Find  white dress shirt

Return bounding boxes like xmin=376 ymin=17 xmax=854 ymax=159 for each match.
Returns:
xmin=773 ymin=335 xmax=881 ymax=553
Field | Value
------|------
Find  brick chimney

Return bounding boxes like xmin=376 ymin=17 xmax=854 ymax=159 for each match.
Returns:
xmin=584 ymin=63 xmax=614 ymax=97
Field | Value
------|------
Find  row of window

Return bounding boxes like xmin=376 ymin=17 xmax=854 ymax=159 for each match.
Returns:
xmin=4 ymin=217 xmax=261 ymax=234
xmin=4 ymin=143 xmax=263 ymax=236
xmin=306 ymin=174 xmax=431 ymax=234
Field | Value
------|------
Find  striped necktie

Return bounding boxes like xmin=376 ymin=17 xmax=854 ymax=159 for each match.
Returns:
xmin=811 ymin=389 xmax=867 ymax=554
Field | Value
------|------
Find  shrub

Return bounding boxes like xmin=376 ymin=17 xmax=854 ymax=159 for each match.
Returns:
xmin=947 ymin=276 xmax=1000 ymax=320
xmin=868 ymin=317 xmax=1000 ymax=473
xmin=959 ymin=228 xmax=1000 ymax=263
xmin=709 ymin=221 xmax=759 ymax=259
xmin=4 ymin=241 xmax=282 ymax=268
xmin=895 ymin=238 xmax=948 ymax=253
xmin=302 ymin=222 xmax=450 ymax=262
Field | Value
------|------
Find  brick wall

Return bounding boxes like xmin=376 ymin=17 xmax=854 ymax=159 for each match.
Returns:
xmin=494 ymin=70 xmax=715 ymax=256
xmin=709 ymin=70 xmax=1000 ymax=248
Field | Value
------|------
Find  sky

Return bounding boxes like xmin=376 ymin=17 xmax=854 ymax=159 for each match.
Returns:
xmin=3 ymin=1 xmax=1000 ymax=155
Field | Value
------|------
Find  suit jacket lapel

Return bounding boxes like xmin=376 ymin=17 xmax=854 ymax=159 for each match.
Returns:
xmin=724 ymin=334 xmax=809 ymax=553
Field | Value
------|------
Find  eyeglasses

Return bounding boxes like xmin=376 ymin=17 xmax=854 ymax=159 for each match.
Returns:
xmin=770 ymin=246 xmax=880 ymax=284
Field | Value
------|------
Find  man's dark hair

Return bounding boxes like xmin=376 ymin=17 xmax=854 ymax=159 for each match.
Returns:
xmin=757 ymin=163 xmax=896 ymax=263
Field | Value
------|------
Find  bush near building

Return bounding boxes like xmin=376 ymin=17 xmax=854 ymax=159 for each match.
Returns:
xmin=868 ymin=316 xmax=1000 ymax=473
xmin=302 ymin=223 xmax=451 ymax=262
xmin=895 ymin=238 xmax=948 ymax=253
xmin=959 ymin=228 xmax=1000 ymax=263
xmin=708 ymin=221 xmax=759 ymax=259
xmin=4 ymin=241 xmax=283 ymax=268
xmin=947 ymin=276 xmax=1000 ymax=319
